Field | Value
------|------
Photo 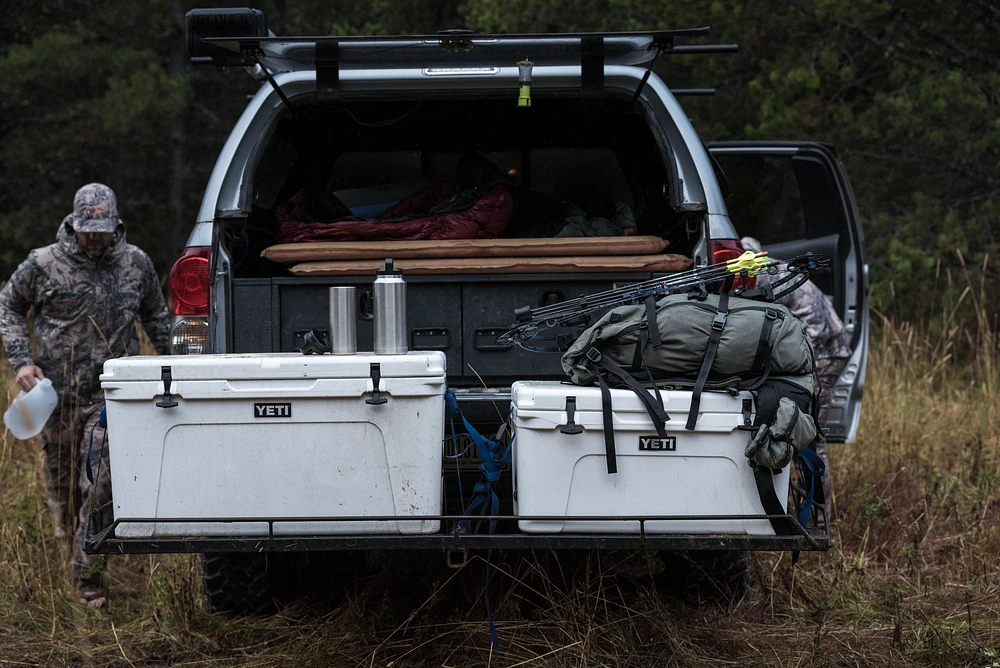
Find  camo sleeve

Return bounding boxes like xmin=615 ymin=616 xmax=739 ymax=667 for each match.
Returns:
xmin=0 ymin=252 xmax=40 ymax=372
xmin=137 ymin=252 xmax=171 ymax=355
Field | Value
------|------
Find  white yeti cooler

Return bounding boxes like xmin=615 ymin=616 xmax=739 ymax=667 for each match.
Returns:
xmin=511 ymin=381 xmax=790 ymax=535
xmin=101 ymin=352 xmax=446 ymax=538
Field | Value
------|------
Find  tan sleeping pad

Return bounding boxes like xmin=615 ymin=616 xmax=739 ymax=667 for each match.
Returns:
xmin=290 ymin=254 xmax=693 ymax=276
xmin=262 ymin=235 xmax=668 ymax=262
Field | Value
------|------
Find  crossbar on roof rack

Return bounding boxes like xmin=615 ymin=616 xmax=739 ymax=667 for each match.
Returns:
xmin=207 ymin=27 xmax=713 ymax=45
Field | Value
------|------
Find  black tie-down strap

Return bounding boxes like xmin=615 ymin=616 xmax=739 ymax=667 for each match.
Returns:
xmin=586 ymin=348 xmax=669 ymax=474
xmin=740 ymin=308 xmax=781 ymax=392
xmin=749 ymin=379 xmax=818 ymax=546
xmin=643 ymin=295 xmax=661 ymax=349
xmin=686 ymin=276 xmax=734 ymax=430
xmin=631 ymin=305 xmax=666 ymax=413
xmin=316 ymin=40 xmax=341 ymax=103
xmin=581 ymin=36 xmax=605 ymax=109
xmin=595 ymin=374 xmax=618 ymax=474
xmin=752 ymin=465 xmax=797 ymax=536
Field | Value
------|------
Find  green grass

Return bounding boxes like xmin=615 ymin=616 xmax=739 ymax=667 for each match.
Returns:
xmin=2 ymin=314 xmax=999 ymax=667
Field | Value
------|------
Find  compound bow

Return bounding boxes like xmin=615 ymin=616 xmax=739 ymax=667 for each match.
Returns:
xmin=495 ymin=251 xmax=831 ymax=350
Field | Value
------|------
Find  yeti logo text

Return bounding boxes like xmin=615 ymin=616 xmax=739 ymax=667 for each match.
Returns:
xmin=638 ymin=436 xmax=676 ymax=451
xmin=254 ymin=403 xmax=292 ymax=418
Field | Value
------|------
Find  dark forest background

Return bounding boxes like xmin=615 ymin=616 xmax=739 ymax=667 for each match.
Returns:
xmin=2 ymin=0 xmax=998 ymax=325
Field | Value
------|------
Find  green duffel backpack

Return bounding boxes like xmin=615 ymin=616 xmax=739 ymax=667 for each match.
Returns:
xmin=561 ymin=290 xmax=815 ymax=430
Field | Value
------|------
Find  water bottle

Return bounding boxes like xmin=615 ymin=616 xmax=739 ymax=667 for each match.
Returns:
xmin=328 ymin=286 xmax=357 ymax=355
xmin=373 ymin=258 xmax=408 ymax=355
xmin=3 ymin=378 xmax=59 ymax=440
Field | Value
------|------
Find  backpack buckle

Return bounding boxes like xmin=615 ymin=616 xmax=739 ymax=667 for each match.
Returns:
xmin=712 ymin=312 xmax=728 ymax=331
xmin=586 ymin=348 xmax=603 ymax=363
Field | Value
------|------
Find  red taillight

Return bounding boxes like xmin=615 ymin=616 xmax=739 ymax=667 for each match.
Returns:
xmin=169 ymin=247 xmax=211 ymax=316
xmin=709 ymin=239 xmax=756 ymax=290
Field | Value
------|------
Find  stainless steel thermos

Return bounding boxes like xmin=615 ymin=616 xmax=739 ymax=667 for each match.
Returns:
xmin=373 ymin=258 xmax=407 ymax=354
xmin=328 ymin=286 xmax=357 ymax=355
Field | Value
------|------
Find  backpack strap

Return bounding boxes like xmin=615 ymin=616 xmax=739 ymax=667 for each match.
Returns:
xmin=631 ymin=327 xmax=666 ymax=416
xmin=685 ymin=276 xmax=734 ymax=430
xmin=595 ymin=373 xmax=618 ymax=474
xmin=631 ymin=326 xmax=647 ymax=373
xmin=736 ymin=308 xmax=781 ymax=391
xmin=750 ymin=309 xmax=779 ymax=375
xmin=643 ymin=295 xmax=661 ymax=349
xmin=588 ymin=349 xmax=670 ymax=431
xmin=586 ymin=348 xmax=670 ymax=474
xmin=752 ymin=464 xmax=797 ymax=536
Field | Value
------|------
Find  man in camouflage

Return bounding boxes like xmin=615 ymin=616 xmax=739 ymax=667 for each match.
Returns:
xmin=741 ymin=237 xmax=851 ymax=506
xmin=0 ymin=183 xmax=171 ymax=608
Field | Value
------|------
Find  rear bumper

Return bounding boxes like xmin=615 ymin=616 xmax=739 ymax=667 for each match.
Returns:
xmin=86 ymin=510 xmax=831 ymax=554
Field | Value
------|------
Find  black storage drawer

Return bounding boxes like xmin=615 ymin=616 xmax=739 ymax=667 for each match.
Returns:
xmin=460 ymin=274 xmax=650 ymax=382
xmin=275 ymin=280 xmax=462 ymax=376
xmin=233 ymin=274 xmax=652 ymax=383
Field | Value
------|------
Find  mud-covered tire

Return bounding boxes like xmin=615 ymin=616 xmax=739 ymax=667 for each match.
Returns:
xmin=658 ymin=550 xmax=751 ymax=603
xmin=200 ymin=552 xmax=297 ymax=614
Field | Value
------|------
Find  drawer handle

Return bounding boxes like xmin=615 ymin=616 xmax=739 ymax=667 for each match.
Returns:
xmin=474 ymin=328 xmax=511 ymax=351
xmin=411 ymin=328 xmax=451 ymax=350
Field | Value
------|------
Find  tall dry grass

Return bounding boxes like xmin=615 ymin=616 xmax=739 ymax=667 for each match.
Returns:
xmin=1 ymin=302 xmax=999 ymax=666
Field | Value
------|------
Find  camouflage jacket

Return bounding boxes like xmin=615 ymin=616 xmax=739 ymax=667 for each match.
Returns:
xmin=0 ymin=218 xmax=171 ymax=404
xmin=756 ymin=272 xmax=851 ymax=362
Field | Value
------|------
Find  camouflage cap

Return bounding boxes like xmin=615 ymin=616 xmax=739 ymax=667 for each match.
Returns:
xmin=69 ymin=183 xmax=119 ymax=233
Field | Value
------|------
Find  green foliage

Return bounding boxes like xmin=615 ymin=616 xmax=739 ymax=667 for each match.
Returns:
xmin=0 ymin=6 xmax=186 ymax=274
xmin=462 ymin=0 xmax=1000 ymax=326
xmin=1 ymin=0 xmax=997 ymax=329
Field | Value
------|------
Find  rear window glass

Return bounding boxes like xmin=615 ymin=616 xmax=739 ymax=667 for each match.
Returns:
xmin=713 ymin=154 xmax=807 ymax=244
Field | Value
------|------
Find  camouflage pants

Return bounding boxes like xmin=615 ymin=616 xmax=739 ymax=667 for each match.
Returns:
xmin=40 ymin=400 xmax=112 ymax=587
xmin=813 ymin=356 xmax=848 ymax=508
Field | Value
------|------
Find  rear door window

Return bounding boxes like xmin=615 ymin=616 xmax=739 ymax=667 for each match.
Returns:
xmin=709 ymin=142 xmax=868 ymax=443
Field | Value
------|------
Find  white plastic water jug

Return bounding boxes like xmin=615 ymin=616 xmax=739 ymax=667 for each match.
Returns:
xmin=3 ymin=378 xmax=58 ymax=440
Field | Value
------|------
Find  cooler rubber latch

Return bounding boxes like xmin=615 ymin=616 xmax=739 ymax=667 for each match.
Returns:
xmin=365 ymin=363 xmax=387 ymax=405
xmin=738 ymin=398 xmax=756 ymax=431
xmin=560 ymin=396 xmax=583 ymax=435
xmin=155 ymin=366 xmax=178 ymax=409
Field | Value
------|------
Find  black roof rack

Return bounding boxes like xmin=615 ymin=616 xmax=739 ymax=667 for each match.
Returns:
xmin=186 ymin=8 xmax=736 ymax=69
xmin=185 ymin=8 xmax=736 ymax=109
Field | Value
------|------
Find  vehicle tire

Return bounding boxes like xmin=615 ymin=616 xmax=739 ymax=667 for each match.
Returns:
xmin=200 ymin=552 xmax=297 ymax=614
xmin=294 ymin=551 xmax=369 ymax=603
xmin=657 ymin=549 xmax=751 ymax=603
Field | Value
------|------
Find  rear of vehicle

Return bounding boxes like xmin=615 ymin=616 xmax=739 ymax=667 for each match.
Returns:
xmin=90 ymin=9 xmax=869 ymax=609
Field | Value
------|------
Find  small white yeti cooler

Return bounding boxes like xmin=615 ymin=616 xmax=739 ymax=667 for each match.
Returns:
xmin=101 ymin=352 xmax=446 ymax=538
xmin=511 ymin=381 xmax=790 ymax=535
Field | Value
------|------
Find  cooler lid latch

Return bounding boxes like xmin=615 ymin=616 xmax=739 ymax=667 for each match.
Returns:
xmin=155 ymin=366 xmax=178 ymax=409
xmin=560 ymin=396 xmax=583 ymax=435
xmin=365 ymin=363 xmax=388 ymax=405
xmin=738 ymin=397 xmax=755 ymax=431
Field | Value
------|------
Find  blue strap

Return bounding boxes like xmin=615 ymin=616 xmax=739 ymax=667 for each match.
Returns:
xmin=459 ymin=411 xmax=509 ymax=534
xmin=445 ymin=389 xmax=504 ymax=651
xmin=796 ymin=448 xmax=826 ymax=528
xmin=445 ymin=388 xmax=467 ymax=514
xmin=84 ymin=405 xmax=108 ymax=541
xmin=85 ymin=405 xmax=108 ymax=484
xmin=484 ymin=548 xmax=499 ymax=651
xmin=445 ymin=390 xmax=511 ymax=533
